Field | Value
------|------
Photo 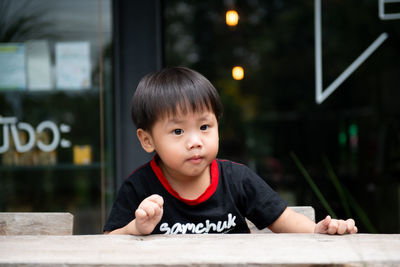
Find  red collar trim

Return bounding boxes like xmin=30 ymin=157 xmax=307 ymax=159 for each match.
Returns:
xmin=150 ymin=156 xmax=219 ymax=206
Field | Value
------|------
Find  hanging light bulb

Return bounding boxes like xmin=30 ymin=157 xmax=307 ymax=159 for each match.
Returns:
xmin=226 ymin=10 xmax=239 ymax=26
xmin=232 ymin=66 xmax=244 ymax=80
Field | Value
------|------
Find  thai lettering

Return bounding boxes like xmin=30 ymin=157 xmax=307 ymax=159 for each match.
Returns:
xmin=0 ymin=115 xmax=71 ymax=153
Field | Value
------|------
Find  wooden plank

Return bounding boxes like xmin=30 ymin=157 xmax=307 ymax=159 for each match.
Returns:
xmin=0 ymin=234 xmax=399 ymax=266
xmin=247 ymin=206 xmax=315 ymax=233
xmin=0 ymin=212 xmax=73 ymax=235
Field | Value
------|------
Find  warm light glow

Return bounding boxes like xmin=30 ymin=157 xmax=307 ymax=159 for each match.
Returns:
xmin=232 ymin=66 xmax=244 ymax=80
xmin=226 ymin=10 xmax=239 ymax=26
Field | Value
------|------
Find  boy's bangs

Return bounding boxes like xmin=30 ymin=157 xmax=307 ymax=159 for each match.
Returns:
xmin=156 ymin=90 xmax=213 ymax=120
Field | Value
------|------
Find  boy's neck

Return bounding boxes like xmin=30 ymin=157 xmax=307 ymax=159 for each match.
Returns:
xmin=158 ymin=159 xmax=211 ymax=200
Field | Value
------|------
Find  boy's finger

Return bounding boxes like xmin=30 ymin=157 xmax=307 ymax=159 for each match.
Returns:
xmin=337 ymin=220 xmax=347 ymax=235
xmin=321 ymin=215 xmax=331 ymax=229
xmin=327 ymin=220 xmax=338 ymax=235
xmin=321 ymin=215 xmax=332 ymax=233
xmin=346 ymin=219 xmax=355 ymax=232
xmin=155 ymin=206 xmax=163 ymax=218
xmin=139 ymin=201 xmax=160 ymax=218
xmin=135 ymin=208 xmax=147 ymax=219
xmin=315 ymin=215 xmax=331 ymax=233
xmin=147 ymin=194 xmax=164 ymax=208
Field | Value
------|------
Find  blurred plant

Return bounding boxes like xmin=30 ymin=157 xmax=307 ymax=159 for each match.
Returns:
xmin=322 ymin=156 xmax=351 ymax=217
xmin=290 ymin=151 xmax=377 ymax=233
xmin=323 ymin=156 xmax=377 ymax=233
xmin=290 ymin=152 xmax=337 ymax=218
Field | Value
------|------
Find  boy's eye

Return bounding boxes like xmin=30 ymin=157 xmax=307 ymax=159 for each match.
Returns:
xmin=173 ymin=129 xmax=183 ymax=135
xmin=200 ymin=125 xmax=209 ymax=131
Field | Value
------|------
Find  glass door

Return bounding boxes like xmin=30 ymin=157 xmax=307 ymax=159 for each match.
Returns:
xmin=0 ymin=0 xmax=113 ymax=234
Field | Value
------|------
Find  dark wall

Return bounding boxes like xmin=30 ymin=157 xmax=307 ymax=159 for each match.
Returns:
xmin=113 ymin=0 xmax=163 ymax=189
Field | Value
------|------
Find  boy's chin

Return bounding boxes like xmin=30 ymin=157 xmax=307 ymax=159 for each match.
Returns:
xmin=180 ymin=163 xmax=211 ymax=177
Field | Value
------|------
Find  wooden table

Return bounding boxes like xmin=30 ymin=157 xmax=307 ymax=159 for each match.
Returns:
xmin=1 ymin=234 xmax=399 ymax=266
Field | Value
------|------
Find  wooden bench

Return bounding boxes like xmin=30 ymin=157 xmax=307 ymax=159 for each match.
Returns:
xmin=247 ymin=206 xmax=315 ymax=233
xmin=0 ymin=212 xmax=74 ymax=235
xmin=0 ymin=208 xmax=311 ymax=235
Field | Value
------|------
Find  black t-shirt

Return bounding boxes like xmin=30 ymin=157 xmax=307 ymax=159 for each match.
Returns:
xmin=104 ymin=157 xmax=287 ymax=234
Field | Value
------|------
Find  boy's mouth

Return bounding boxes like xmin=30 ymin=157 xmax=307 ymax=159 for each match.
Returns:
xmin=188 ymin=155 xmax=203 ymax=164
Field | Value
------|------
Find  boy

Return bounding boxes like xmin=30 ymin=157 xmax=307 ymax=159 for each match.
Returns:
xmin=104 ymin=67 xmax=357 ymax=235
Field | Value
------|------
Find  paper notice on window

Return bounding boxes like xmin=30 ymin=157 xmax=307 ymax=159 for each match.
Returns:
xmin=0 ymin=43 xmax=26 ymax=90
xmin=55 ymin=42 xmax=91 ymax=90
xmin=26 ymin=40 xmax=52 ymax=91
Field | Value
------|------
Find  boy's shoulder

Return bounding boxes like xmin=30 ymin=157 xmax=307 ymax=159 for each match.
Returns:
xmin=216 ymin=158 xmax=247 ymax=168
xmin=125 ymin=161 xmax=154 ymax=182
xmin=215 ymin=158 xmax=253 ymax=178
xmin=118 ymin=161 xmax=159 ymax=195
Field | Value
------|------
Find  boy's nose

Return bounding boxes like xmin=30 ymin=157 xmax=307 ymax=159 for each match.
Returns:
xmin=186 ymin=134 xmax=202 ymax=150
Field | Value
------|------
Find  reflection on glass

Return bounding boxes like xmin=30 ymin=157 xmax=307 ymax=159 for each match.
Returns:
xmin=165 ymin=0 xmax=400 ymax=233
xmin=0 ymin=0 xmax=113 ymax=234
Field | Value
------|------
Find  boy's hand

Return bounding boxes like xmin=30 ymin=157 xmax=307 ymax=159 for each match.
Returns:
xmin=315 ymin=215 xmax=358 ymax=235
xmin=133 ymin=194 xmax=164 ymax=235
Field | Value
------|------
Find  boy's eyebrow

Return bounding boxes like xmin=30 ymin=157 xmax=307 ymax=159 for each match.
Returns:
xmin=165 ymin=116 xmax=187 ymax=125
xmin=166 ymin=113 xmax=213 ymax=124
xmin=197 ymin=114 xmax=213 ymax=121
xmin=167 ymin=118 xmax=184 ymax=124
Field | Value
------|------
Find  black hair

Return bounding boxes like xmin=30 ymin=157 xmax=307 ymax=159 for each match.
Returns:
xmin=131 ymin=67 xmax=223 ymax=131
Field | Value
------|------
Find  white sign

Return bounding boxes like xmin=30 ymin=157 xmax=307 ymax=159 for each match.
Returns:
xmin=26 ymin=40 xmax=52 ymax=91
xmin=55 ymin=42 xmax=91 ymax=90
xmin=0 ymin=43 xmax=26 ymax=90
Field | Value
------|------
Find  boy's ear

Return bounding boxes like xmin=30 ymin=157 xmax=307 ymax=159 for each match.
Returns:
xmin=136 ymin=129 xmax=155 ymax=153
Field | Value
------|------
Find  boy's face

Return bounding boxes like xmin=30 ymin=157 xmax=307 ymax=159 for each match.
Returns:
xmin=138 ymin=108 xmax=219 ymax=181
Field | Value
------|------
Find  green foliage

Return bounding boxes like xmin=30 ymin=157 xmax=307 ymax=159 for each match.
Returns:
xmin=291 ymin=152 xmax=377 ymax=233
xmin=323 ymin=156 xmax=377 ymax=233
xmin=290 ymin=152 xmax=337 ymax=218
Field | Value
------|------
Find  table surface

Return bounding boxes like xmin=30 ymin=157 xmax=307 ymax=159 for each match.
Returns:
xmin=1 ymin=233 xmax=400 ymax=266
